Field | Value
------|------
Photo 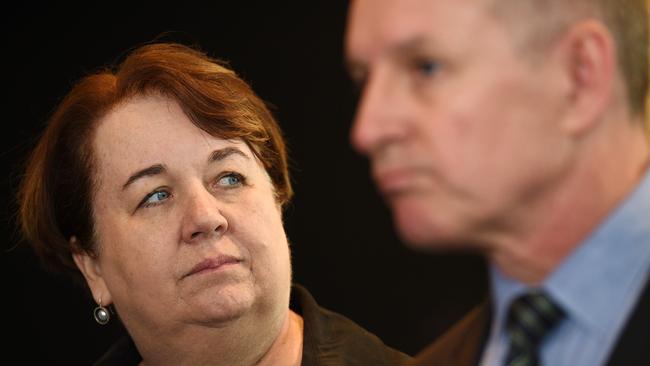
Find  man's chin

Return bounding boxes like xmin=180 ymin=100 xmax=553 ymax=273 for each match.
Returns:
xmin=391 ymin=198 xmax=461 ymax=250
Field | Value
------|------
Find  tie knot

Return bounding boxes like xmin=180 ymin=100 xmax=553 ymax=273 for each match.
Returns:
xmin=506 ymin=291 xmax=565 ymax=348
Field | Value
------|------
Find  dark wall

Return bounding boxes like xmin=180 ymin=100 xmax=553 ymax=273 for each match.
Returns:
xmin=2 ymin=2 xmax=487 ymax=364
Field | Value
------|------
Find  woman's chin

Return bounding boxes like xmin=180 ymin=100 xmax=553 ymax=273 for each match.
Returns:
xmin=183 ymin=283 xmax=257 ymax=325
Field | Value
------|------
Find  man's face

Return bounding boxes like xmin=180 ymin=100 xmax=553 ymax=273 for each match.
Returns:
xmin=346 ymin=0 xmax=573 ymax=249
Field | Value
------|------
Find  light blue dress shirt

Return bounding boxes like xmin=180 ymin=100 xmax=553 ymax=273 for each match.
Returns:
xmin=479 ymin=168 xmax=650 ymax=366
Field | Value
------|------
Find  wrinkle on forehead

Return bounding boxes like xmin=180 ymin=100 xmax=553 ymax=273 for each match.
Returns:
xmin=346 ymin=0 xmax=488 ymax=63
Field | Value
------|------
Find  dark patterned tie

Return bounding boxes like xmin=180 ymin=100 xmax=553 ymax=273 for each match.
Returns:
xmin=505 ymin=291 xmax=565 ymax=366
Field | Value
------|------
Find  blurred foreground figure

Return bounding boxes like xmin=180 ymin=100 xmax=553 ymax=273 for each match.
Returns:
xmin=346 ymin=0 xmax=650 ymax=364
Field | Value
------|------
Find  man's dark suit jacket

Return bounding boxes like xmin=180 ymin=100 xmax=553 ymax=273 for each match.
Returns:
xmin=408 ymin=278 xmax=650 ymax=366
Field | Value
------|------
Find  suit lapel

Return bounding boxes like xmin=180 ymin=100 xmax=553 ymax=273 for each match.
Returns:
xmin=408 ymin=301 xmax=491 ymax=366
xmin=605 ymin=276 xmax=650 ymax=365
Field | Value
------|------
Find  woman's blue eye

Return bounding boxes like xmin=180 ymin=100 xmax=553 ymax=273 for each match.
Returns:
xmin=143 ymin=190 xmax=170 ymax=206
xmin=218 ymin=173 xmax=244 ymax=187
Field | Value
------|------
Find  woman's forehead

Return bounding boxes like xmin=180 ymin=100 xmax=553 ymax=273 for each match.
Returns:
xmin=92 ymin=95 xmax=256 ymax=181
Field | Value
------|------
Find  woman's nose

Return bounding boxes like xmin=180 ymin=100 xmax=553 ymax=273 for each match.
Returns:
xmin=180 ymin=187 xmax=228 ymax=244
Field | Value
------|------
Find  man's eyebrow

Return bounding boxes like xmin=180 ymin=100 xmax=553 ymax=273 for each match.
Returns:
xmin=122 ymin=164 xmax=166 ymax=191
xmin=394 ymin=36 xmax=430 ymax=54
xmin=344 ymin=36 xmax=432 ymax=81
xmin=208 ymin=147 xmax=249 ymax=163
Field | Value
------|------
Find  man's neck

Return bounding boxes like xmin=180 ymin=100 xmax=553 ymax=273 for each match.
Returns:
xmin=490 ymin=116 xmax=650 ymax=285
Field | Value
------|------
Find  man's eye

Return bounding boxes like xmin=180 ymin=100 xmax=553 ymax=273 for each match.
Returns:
xmin=217 ymin=173 xmax=246 ymax=187
xmin=413 ymin=58 xmax=438 ymax=77
xmin=140 ymin=190 xmax=171 ymax=208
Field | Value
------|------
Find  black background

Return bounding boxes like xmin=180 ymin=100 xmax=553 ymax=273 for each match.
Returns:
xmin=2 ymin=2 xmax=487 ymax=364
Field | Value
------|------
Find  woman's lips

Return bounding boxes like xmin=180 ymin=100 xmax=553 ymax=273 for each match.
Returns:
xmin=185 ymin=256 xmax=241 ymax=278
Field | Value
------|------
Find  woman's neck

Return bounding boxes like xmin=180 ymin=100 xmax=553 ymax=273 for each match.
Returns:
xmin=137 ymin=309 xmax=304 ymax=366
xmin=255 ymin=310 xmax=304 ymax=366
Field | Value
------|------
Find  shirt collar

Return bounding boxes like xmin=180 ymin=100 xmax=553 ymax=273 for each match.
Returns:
xmin=490 ymin=168 xmax=650 ymax=336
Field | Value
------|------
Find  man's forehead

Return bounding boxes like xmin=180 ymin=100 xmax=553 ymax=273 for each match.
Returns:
xmin=346 ymin=0 xmax=492 ymax=61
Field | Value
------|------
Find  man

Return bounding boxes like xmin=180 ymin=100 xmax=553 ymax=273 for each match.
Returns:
xmin=346 ymin=0 xmax=650 ymax=365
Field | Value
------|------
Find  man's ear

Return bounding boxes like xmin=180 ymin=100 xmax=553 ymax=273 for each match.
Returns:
xmin=560 ymin=19 xmax=616 ymax=135
xmin=71 ymin=236 xmax=112 ymax=306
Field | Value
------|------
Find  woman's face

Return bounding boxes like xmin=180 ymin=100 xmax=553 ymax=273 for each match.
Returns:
xmin=75 ymin=94 xmax=291 ymax=334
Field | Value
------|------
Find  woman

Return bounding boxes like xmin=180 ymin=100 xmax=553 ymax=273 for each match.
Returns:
xmin=18 ymin=43 xmax=410 ymax=366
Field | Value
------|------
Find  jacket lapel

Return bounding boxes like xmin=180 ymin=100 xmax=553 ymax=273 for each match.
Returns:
xmin=605 ymin=277 xmax=650 ymax=365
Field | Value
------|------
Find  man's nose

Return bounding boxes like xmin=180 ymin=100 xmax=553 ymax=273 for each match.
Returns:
xmin=350 ymin=66 xmax=403 ymax=157
xmin=181 ymin=186 xmax=228 ymax=244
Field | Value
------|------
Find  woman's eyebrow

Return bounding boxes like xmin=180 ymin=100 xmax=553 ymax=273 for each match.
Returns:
xmin=121 ymin=148 xmax=247 ymax=191
xmin=122 ymin=164 xmax=166 ymax=191
xmin=208 ymin=147 xmax=249 ymax=163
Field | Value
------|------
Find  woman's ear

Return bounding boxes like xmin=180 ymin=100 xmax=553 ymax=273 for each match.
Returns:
xmin=71 ymin=236 xmax=112 ymax=305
